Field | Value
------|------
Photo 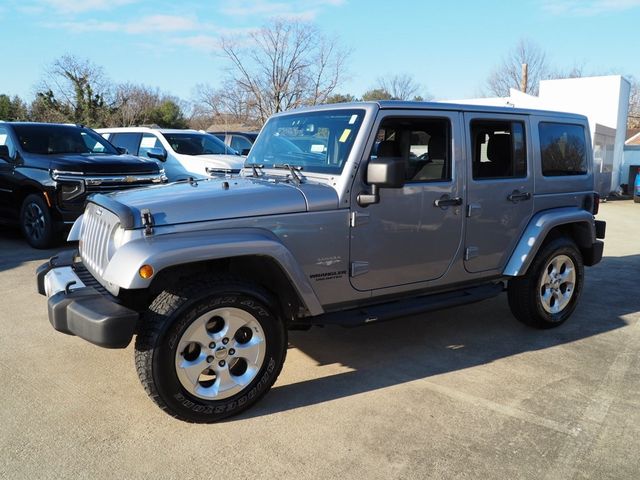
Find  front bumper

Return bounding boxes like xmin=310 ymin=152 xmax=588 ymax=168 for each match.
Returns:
xmin=36 ymin=253 xmax=138 ymax=348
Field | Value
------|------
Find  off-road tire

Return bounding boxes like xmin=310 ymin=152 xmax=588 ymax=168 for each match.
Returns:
xmin=20 ymin=193 xmax=55 ymax=249
xmin=135 ymin=276 xmax=287 ymax=423
xmin=508 ymin=237 xmax=584 ymax=329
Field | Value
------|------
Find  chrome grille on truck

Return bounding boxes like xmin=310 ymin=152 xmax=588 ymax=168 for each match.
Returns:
xmin=80 ymin=202 xmax=120 ymax=279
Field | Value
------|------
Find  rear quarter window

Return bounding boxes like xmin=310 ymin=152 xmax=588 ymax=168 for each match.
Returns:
xmin=539 ymin=122 xmax=587 ymax=176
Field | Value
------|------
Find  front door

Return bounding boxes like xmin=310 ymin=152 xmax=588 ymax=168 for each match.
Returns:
xmin=349 ymin=110 xmax=463 ymax=291
xmin=463 ymin=113 xmax=534 ymax=273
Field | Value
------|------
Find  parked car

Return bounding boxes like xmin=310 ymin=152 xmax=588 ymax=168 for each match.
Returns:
xmin=0 ymin=122 xmax=165 ymax=248
xmin=38 ymin=102 xmax=605 ymax=422
xmin=209 ymin=131 xmax=259 ymax=155
xmin=99 ymin=127 xmax=244 ymax=182
xmin=634 ymin=167 xmax=640 ymax=202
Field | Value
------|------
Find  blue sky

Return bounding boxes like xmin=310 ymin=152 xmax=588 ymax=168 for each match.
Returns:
xmin=1 ymin=0 xmax=639 ymax=105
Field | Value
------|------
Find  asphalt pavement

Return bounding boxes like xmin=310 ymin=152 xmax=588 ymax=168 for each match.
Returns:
xmin=0 ymin=200 xmax=638 ymax=480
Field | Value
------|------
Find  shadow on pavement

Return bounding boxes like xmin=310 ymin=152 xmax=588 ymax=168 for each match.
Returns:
xmin=0 ymin=228 xmax=74 ymax=273
xmin=243 ymin=253 xmax=639 ymax=420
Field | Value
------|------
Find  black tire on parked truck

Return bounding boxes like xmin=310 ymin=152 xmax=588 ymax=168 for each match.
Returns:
xmin=508 ymin=237 xmax=584 ymax=329
xmin=20 ymin=193 xmax=55 ymax=249
xmin=134 ymin=276 xmax=287 ymax=423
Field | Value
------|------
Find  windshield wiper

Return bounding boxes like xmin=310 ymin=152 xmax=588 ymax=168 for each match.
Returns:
xmin=273 ymin=164 xmax=304 ymax=185
xmin=245 ymin=163 xmax=264 ymax=177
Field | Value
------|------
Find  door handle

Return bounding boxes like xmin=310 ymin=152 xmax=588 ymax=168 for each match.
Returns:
xmin=434 ymin=196 xmax=463 ymax=208
xmin=507 ymin=190 xmax=531 ymax=203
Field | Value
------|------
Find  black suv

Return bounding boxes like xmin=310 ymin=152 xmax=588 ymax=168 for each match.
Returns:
xmin=0 ymin=122 xmax=166 ymax=248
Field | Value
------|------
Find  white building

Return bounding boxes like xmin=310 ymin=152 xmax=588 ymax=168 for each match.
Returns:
xmin=447 ymin=75 xmax=631 ymax=196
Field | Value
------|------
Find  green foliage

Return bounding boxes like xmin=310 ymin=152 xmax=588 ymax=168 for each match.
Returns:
xmin=361 ymin=88 xmax=393 ymax=101
xmin=325 ymin=93 xmax=359 ymax=104
xmin=0 ymin=94 xmax=29 ymax=121
xmin=146 ymin=100 xmax=188 ymax=128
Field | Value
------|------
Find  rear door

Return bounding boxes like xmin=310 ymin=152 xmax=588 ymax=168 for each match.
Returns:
xmin=463 ymin=113 xmax=533 ymax=273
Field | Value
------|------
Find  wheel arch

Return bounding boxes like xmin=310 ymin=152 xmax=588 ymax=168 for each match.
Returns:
xmin=104 ymin=228 xmax=324 ymax=317
xmin=144 ymin=255 xmax=309 ymax=323
xmin=503 ymin=207 xmax=596 ymax=277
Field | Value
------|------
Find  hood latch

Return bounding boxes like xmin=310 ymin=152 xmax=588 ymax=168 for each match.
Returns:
xmin=141 ymin=208 xmax=154 ymax=236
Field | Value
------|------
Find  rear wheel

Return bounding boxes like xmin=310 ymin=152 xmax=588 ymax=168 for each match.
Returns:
xmin=135 ymin=276 xmax=287 ymax=423
xmin=508 ymin=237 xmax=584 ymax=329
xmin=20 ymin=193 xmax=55 ymax=249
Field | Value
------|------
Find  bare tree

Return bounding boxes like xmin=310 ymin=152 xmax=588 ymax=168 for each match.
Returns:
xmin=219 ymin=19 xmax=349 ymax=124
xmin=377 ymin=74 xmax=424 ymax=100
xmin=485 ymin=39 xmax=548 ymax=96
xmin=110 ymin=83 xmax=162 ymax=126
xmin=194 ymin=81 xmax=257 ymax=128
xmin=36 ymin=54 xmax=112 ymax=125
xmin=628 ymin=76 xmax=640 ymax=129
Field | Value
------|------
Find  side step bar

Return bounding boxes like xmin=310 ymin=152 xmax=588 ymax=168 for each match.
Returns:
xmin=299 ymin=283 xmax=504 ymax=328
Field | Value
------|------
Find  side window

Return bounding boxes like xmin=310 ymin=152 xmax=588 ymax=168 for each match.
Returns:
xmin=539 ymin=122 xmax=587 ymax=176
xmin=371 ymin=117 xmax=451 ymax=183
xmin=110 ymin=133 xmax=142 ymax=156
xmin=471 ymin=120 xmax=526 ymax=180
xmin=138 ymin=133 xmax=162 ymax=158
xmin=0 ymin=126 xmax=17 ymax=159
xmin=230 ymin=135 xmax=253 ymax=153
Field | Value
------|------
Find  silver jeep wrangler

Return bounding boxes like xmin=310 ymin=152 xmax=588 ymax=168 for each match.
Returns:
xmin=37 ymin=102 xmax=606 ymax=423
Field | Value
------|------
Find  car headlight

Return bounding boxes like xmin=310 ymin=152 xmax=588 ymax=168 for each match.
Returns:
xmin=52 ymin=170 xmax=86 ymax=202
xmin=59 ymin=180 xmax=86 ymax=201
xmin=107 ymin=224 xmax=126 ymax=260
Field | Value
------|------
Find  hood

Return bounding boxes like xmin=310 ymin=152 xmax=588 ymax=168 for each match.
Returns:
xmin=96 ymin=176 xmax=337 ymax=228
xmin=46 ymin=153 xmax=160 ymax=174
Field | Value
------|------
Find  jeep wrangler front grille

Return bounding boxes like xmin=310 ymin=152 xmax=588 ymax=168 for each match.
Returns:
xmin=79 ymin=202 xmax=119 ymax=279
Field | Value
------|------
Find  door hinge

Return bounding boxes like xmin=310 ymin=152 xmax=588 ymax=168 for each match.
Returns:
xmin=467 ymin=203 xmax=482 ymax=218
xmin=351 ymin=261 xmax=369 ymax=277
xmin=465 ymin=247 xmax=479 ymax=260
xmin=350 ymin=211 xmax=370 ymax=228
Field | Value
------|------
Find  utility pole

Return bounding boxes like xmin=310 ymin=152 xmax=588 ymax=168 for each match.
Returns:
xmin=521 ymin=63 xmax=529 ymax=93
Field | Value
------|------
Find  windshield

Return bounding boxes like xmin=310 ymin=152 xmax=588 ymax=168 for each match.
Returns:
xmin=161 ymin=132 xmax=238 ymax=156
xmin=14 ymin=125 xmax=119 ymax=155
xmin=246 ymin=109 xmax=365 ymax=174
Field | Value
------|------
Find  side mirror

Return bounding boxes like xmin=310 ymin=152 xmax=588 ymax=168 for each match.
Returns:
xmin=0 ymin=145 xmax=10 ymax=161
xmin=116 ymin=146 xmax=128 ymax=155
xmin=241 ymin=148 xmax=251 ymax=156
xmin=146 ymin=147 xmax=167 ymax=162
xmin=357 ymin=156 xmax=405 ymax=206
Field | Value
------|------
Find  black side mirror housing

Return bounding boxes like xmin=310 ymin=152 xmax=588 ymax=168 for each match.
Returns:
xmin=0 ymin=145 xmax=10 ymax=161
xmin=146 ymin=147 xmax=167 ymax=162
xmin=357 ymin=156 xmax=405 ymax=206
xmin=241 ymin=148 xmax=251 ymax=156
xmin=116 ymin=146 xmax=128 ymax=155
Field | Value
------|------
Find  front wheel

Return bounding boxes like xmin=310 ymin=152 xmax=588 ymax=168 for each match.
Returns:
xmin=508 ymin=237 xmax=584 ymax=329
xmin=20 ymin=193 xmax=56 ymax=249
xmin=135 ymin=277 xmax=287 ymax=423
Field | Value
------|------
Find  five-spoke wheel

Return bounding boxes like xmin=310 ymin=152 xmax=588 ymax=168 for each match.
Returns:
xmin=508 ymin=237 xmax=584 ymax=329
xmin=135 ymin=277 xmax=286 ymax=423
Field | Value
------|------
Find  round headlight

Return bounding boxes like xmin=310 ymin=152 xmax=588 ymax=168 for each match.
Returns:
xmin=107 ymin=224 xmax=126 ymax=260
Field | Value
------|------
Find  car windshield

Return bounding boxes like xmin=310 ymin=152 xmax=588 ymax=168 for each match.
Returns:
xmin=161 ymin=132 xmax=238 ymax=156
xmin=13 ymin=125 xmax=119 ymax=155
xmin=246 ymin=109 xmax=365 ymax=174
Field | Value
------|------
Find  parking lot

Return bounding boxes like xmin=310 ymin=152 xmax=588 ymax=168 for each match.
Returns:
xmin=0 ymin=200 xmax=638 ymax=480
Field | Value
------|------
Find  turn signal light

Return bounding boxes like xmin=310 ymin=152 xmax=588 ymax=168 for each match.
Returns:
xmin=139 ymin=265 xmax=154 ymax=279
